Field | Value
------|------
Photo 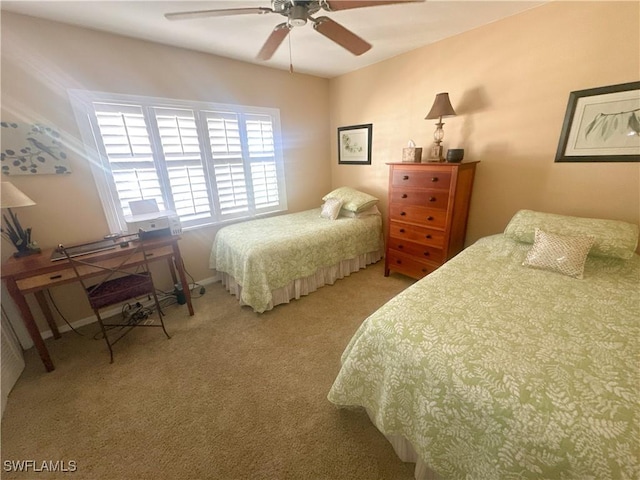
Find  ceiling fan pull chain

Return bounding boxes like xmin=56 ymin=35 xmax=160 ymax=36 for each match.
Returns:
xmin=288 ymin=31 xmax=294 ymax=73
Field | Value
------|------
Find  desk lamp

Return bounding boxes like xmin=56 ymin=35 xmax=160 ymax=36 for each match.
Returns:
xmin=1 ymin=181 xmax=41 ymax=257
xmin=425 ymin=92 xmax=457 ymax=161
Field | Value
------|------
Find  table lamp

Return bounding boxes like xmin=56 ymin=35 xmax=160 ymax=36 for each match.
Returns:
xmin=425 ymin=92 xmax=457 ymax=161
xmin=1 ymin=181 xmax=41 ymax=257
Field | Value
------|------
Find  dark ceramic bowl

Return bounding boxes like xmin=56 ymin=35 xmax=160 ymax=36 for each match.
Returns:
xmin=446 ymin=149 xmax=464 ymax=163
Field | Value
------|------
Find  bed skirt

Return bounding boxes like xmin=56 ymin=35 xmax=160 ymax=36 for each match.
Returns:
xmin=383 ymin=434 xmax=442 ymax=480
xmin=216 ymin=249 xmax=384 ymax=312
xmin=365 ymin=409 xmax=442 ymax=480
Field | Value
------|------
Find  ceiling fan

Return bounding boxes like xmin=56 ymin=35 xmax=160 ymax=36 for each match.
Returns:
xmin=165 ymin=0 xmax=423 ymax=61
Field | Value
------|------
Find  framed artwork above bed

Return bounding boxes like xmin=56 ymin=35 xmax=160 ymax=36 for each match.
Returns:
xmin=338 ymin=124 xmax=372 ymax=165
xmin=555 ymin=81 xmax=640 ymax=163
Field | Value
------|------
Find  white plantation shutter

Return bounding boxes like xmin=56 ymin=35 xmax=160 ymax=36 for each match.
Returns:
xmin=246 ymin=114 xmax=279 ymax=209
xmin=205 ymin=112 xmax=248 ymax=217
xmin=93 ymin=103 xmax=166 ymax=217
xmin=204 ymin=111 xmax=283 ymax=219
xmin=153 ymin=107 xmax=212 ymax=223
xmin=70 ymin=90 xmax=287 ymax=232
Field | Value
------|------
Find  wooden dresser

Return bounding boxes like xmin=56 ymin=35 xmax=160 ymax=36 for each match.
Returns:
xmin=384 ymin=161 xmax=479 ymax=279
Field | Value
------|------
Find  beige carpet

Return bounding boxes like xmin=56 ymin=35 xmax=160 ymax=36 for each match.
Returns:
xmin=1 ymin=262 xmax=416 ymax=480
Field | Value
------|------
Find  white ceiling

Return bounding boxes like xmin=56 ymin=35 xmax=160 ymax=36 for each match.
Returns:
xmin=1 ymin=1 xmax=546 ymax=78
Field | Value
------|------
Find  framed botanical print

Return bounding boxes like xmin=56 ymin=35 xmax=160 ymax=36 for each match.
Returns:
xmin=338 ymin=124 xmax=372 ymax=165
xmin=555 ymin=81 xmax=640 ymax=162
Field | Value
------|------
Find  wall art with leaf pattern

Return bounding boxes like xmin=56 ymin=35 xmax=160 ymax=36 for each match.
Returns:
xmin=338 ymin=123 xmax=372 ymax=165
xmin=555 ymin=81 xmax=640 ymax=162
xmin=1 ymin=122 xmax=71 ymax=175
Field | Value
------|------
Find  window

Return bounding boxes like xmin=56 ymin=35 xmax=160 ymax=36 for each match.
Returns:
xmin=69 ymin=90 xmax=287 ymax=233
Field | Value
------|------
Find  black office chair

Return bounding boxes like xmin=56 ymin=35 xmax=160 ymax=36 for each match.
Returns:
xmin=59 ymin=239 xmax=170 ymax=363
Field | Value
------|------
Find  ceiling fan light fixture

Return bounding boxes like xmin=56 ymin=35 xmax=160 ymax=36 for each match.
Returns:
xmin=288 ymin=4 xmax=308 ymax=26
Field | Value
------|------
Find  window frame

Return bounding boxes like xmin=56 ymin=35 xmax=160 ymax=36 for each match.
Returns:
xmin=68 ymin=89 xmax=287 ymax=233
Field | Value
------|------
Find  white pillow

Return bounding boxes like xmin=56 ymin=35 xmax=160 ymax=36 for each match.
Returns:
xmin=320 ymin=198 xmax=343 ymax=220
xmin=523 ymin=228 xmax=595 ymax=279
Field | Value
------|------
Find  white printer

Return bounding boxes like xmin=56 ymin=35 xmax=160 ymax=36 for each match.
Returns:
xmin=124 ymin=200 xmax=182 ymax=239
xmin=125 ymin=210 xmax=182 ymax=239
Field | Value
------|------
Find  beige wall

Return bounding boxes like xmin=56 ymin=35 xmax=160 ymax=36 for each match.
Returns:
xmin=329 ymin=1 xmax=640 ymax=244
xmin=1 ymin=12 xmax=330 ymax=327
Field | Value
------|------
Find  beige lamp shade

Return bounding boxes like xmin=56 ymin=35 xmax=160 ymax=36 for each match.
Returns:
xmin=425 ymin=93 xmax=457 ymax=119
xmin=1 ymin=182 xmax=36 ymax=208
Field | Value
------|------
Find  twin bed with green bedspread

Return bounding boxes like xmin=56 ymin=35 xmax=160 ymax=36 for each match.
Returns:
xmin=209 ymin=207 xmax=383 ymax=313
xmin=328 ymin=210 xmax=639 ymax=480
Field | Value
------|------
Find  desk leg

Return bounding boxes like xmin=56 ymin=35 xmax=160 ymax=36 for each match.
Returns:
xmin=5 ymin=278 xmax=55 ymax=372
xmin=166 ymin=258 xmax=178 ymax=286
xmin=171 ymin=242 xmax=194 ymax=316
xmin=34 ymin=291 xmax=61 ymax=340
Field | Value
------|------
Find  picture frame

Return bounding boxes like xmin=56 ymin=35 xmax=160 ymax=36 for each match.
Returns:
xmin=338 ymin=124 xmax=372 ymax=165
xmin=555 ymin=81 xmax=640 ymax=163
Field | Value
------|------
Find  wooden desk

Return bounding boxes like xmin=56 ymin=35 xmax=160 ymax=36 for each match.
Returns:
xmin=1 ymin=235 xmax=194 ymax=372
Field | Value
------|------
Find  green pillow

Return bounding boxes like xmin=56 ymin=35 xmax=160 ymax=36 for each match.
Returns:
xmin=504 ymin=210 xmax=638 ymax=260
xmin=322 ymin=187 xmax=378 ymax=213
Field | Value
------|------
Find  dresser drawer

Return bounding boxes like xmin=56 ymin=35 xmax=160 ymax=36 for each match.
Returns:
xmin=389 ymin=204 xmax=447 ymax=229
xmin=389 ymin=221 xmax=446 ymax=247
xmin=389 ymin=189 xmax=449 ymax=209
xmin=387 ymin=238 xmax=445 ymax=264
xmin=386 ymin=250 xmax=439 ymax=279
xmin=391 ymin=168 xmax=452 ymax=189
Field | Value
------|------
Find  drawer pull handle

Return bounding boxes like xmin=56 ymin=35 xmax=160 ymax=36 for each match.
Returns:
xmin=403 ymin=175 xmax=409 ymax=180
xmin=400 ymin=229 xmax=405 ymax=233
xmin=425 ymin=234 xmax=432 ymax=239
xmin=401 ymin=194 xmax=408 ymax=198
xmin=396 ymin=259 xmax=402 ymax=264
xmin=423 ymin=251 xmax=430 ymax=257
xmin=427 ymin=216 xmax=434 ymax=221
xmin=431 ymin=177 xmax=438 ymax=182
xmin=400 ymin=211 xmax=406 ymax=216
xmin=398 ymin=244 xmax=404 ymax=249
xmin=429 ymin=197 xmax=436 ymax=202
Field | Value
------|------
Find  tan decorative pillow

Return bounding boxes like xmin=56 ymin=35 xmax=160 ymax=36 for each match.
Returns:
xmin=320 ymin=198 xmax=343 ymax=220
xmin=523 ymin=228 xmax=595 ymax=279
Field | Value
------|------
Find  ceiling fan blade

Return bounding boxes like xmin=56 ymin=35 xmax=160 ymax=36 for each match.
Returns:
xmin=322 ymin=0 xmax=423 ymax=12
xmin=257 ymin=23 xmax=292 ymax=61
xmin=165 ymin=7 xmax=273 ymax=21
xmin=312 ymin=17 xmax=371 ymax=56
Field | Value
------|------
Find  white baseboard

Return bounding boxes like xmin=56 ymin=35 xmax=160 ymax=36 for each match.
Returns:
xmin=198 ymin=276 xmax=219 ymax=286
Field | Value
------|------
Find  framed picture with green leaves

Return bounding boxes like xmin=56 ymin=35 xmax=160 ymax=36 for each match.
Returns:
xmin=555 ymin=81 xmax=640 ymax=162
xmin=338 ymin=124 xmax=372 ymax=165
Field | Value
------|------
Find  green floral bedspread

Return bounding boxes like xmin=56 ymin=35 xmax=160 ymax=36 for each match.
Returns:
xmin=209 ymin=208 xmax=383 ymax=313
xmin=328 ymin=234 xmax=639 ymax=479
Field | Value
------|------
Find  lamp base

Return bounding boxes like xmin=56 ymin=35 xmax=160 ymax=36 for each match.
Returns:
xmin=426 ymin=144 xmax=444 ymax=162
xmin=13 ymin=247 xmax=41 ymax=258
